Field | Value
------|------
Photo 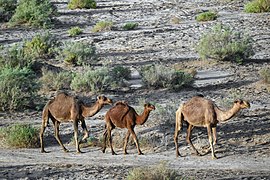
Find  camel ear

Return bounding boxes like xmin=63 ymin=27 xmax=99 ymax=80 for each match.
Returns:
xmin=234 ymin=99 xmax=244 ymax=104
xmin=144 ymin=103 xmax=149 ymax=108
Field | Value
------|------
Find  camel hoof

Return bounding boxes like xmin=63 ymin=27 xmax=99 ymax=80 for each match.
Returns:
xmin=64 ymin=149 xmax=69 ymax=153
xmin=138 ymin=152 xmax=144 ymax=155
xmin=112 ymin=152 xmax=117 ymax=155
xmin=41 ymin=150 xmax=48 ymax=153
xmin=124 ymin=152 xmax=129 ymax=155
xmin=212 ymin=156 xmax=218 ymax=160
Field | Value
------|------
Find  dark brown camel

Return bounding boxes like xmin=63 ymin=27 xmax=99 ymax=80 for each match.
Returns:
xmin=174 ymin=95 xmax=250 ymax=159
xmin=102 ymin=101 xmax=155 ymax=155
xmin=40 ymin=92 xmax=112 ymax=153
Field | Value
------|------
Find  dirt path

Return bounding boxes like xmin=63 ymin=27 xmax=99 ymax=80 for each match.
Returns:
xmin=1 ymin=146 xmax=270 ymax=179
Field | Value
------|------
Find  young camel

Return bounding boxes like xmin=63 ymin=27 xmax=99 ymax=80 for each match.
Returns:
xmin=102 ymin=101 xmax=155 ymax=155
xmin=174 ymin=95 xmax=250 ymax=159
xmin=40 ymin=92 xmax=112 ymax=153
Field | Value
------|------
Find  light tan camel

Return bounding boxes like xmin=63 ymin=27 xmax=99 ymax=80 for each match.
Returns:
xmin=174 ymin=95 xmax=250 ymax=159
xmin=102 ymin=101 xmax=155 ymax=155
xmin=40 ymin=92 xmax=112 ymax=153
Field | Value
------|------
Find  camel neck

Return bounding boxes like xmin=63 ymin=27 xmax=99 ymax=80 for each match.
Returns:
xmin=215 ymin=104 xmax=241 ymax=122
xmin=82 ymin=101 xmax=103 ymax=118
xmin=136 ymin=109 xmax=150 ymax=125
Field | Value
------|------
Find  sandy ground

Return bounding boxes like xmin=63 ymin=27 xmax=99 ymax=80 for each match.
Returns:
xmin=0 ymin=0 xmax=270 ymax=179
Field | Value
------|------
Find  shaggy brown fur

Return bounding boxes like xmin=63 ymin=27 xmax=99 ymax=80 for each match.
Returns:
xmin=174 ymin=95 xmax=250 ymax=159
xmin=102 ymin=101 xmax=155 ymax=155
xmin=40 ymin=92 xmax=112 ymax=153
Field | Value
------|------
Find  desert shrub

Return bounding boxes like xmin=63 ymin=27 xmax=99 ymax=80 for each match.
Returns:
xmin=68 ymin=26 xmax=83 ymax=36
xmin=71 ymin=67 xmax=111 ymax=92
xmin=0 ymin=43 xmax=30 ymax=68
xmin=0 ymin=67 xmax=39 ymax=111
xmin=92 ymin=21 xmax=113 ymax=32
xmin=39 ymin=68 xmax=74 ymax=92
xmin=0 ymin=33 xmax=59 ymax=68
xmin=0 ymin=124 xmax=39 ymax=148
xmin=153 ymin=103 xmax=178 ymax=126
xmin=110 ymin=65 xmax=131 ymax=87
xmin=140 ymin=64 xmax=194 ymax=90
xmin=127 ymin=162 xmax=183 ymax=180
xmin=68 ymin=0 xmax=97 ymax=10
xmin=0 ymin=0 xmax=17 ymax=22
xmin=123 ymin=22 xmax=138 ymax=30
xmin=196 ymin=24 xmax=254 ymax=63
xmin=57 ymin=41 xmax=97 ymax=66
xmin=24 ymin=32 xmax=59 ymax=59
xmin=259 ymin=67 xmax=270 ymax=84
xmin=244 ymin=0 xmax=270 ymax=13
xmin=195 ymin=11 xmax=218 ymax=21
xmin=9 ymin=0 xmax=57 ymax=28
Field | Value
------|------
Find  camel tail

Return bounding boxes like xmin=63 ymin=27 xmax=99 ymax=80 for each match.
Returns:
xmin=175 ymin=104 xmax=184 ymax=132
xmin=42 ymin=101 xmax=51 ymax=127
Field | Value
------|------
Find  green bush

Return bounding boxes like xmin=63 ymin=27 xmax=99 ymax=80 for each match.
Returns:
xmin=196 ymin=24 xmax=254 ymax=63
xmin=140 ymin=64 xmax=194 ymax=90
xmin=0 ymin=43 xmax=31 ymax=68
xmin=57 ymin=41 xmax=97 ymax=66
xmin=110 ymin=65 xmax=131 ymax=87
xmin=71 ymin=67 xmax=111 ymax=92
xmin=195 ymin=11 xmax=217 ymax=21
xmin=92 ymin=21 xmax=113 ymax=32
xmin=0 ymin=0 xmax=17 ymax=22
xmin=123 ymin=22 xmax=138 ymax=30
xmin=0 ymin=33 xmax=59 ymax=68
xmin=39 ymin=68 xmax=74 ymax=92
xmin=9 ymin=0 xmax=57 ymax=28
xmin=0 ymin=67 xmax=39 ymax=111
xmin=259 ymin=67 xmax=270 ymax=84
xmin=0 ymin=124 xmax=39 ymax=148
xmin=153 ymin=103 xmax=178 ymax=126
xmin=68 ymin=26 xmax=83 ymax=36
xmin=24 ymin=32 xmax=59 ymax=59
xmin=68 ymin=0 xmax=97 ymax=9
xmin=244 ymin=0 xmax=270 ymax=13
xmin=127 ymin=162 xmax=182 ymax=180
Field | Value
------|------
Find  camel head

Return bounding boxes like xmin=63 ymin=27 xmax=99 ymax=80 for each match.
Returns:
xmin=97 ymin=96 xmax=113 ymax=105
xmin=234 ymin=99 xmax=250 ymax=109
xmin=144 ymin=103 xmax=156 ymax=111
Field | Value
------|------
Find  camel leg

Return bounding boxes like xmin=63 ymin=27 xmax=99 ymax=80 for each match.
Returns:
xmin=102 ymin=129 xmax=108 ymax=153
xmin=207 ymin=125 xmax=217 ymax=159
xmin=53 ymin=120 xmax=68 ymax=153
xmin=123 ymin=130 xmax=131 ymax=155
xmin=73 ymin=120 xmax=81 ymax=153
xmin=212 ymin=127 xmax=217 ymax=145
xmin=129 ymin=128 xmax=143 ymax=155
xmin=40 ymin=120 xmax=47 ymax=153
xmin=80 ymin=119 xmax=89 ymax=143
xmin=174 ymin=120 xmax=183 ymax=157
xmin=186 ymin=124 xmax=201 ymax=156
xmin=108 ymin=128 xmax=116 ymax=155
xmin=206 ymin=127 xmax=218 ymax=153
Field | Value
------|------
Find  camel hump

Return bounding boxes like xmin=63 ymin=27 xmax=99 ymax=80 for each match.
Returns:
xmin=195 ymin=94 xmax=204 ymax=98
xmin=114 ymin=101 xmax=129 ymax=107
